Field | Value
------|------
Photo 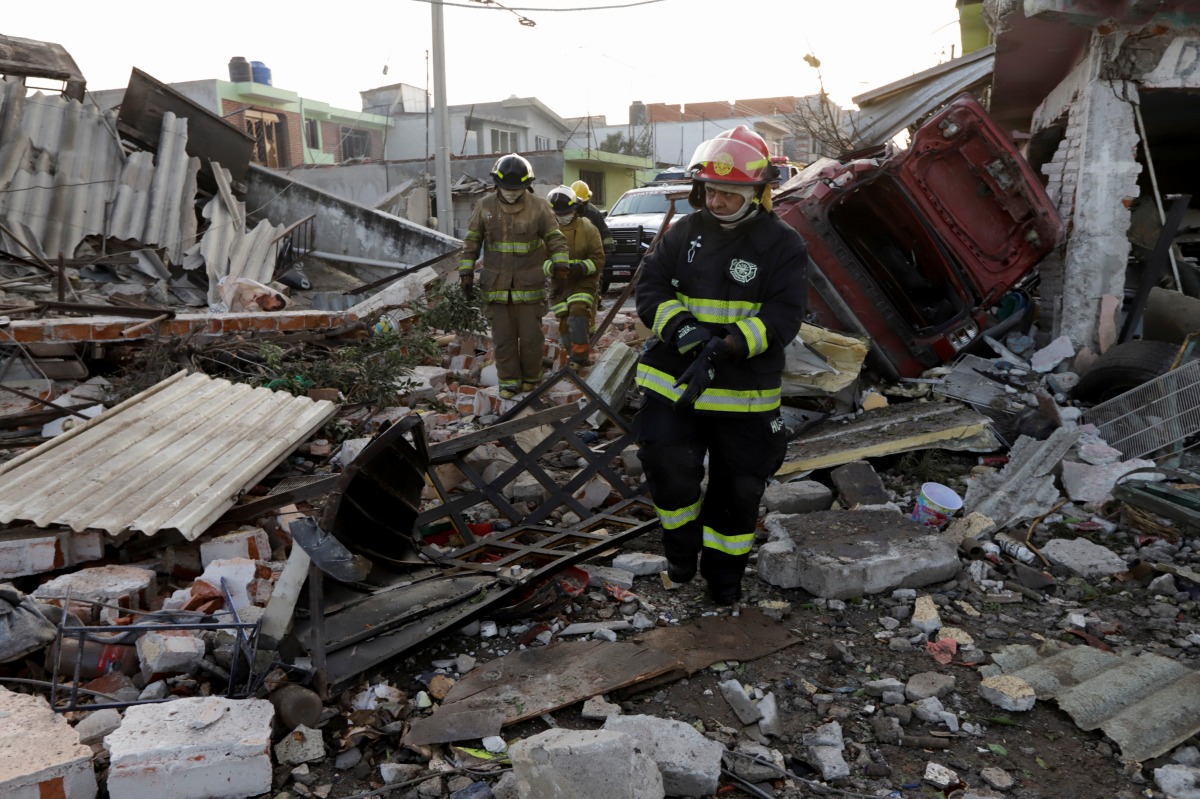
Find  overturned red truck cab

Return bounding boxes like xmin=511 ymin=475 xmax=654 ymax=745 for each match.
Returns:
xmin=773 ymin=93 xmax=1064 ymax=381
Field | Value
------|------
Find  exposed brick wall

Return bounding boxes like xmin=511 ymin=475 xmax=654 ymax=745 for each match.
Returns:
xmin=219 ymin=99 xmax=302 ymax=168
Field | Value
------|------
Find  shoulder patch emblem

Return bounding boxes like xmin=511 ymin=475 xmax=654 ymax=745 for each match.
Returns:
xmin=729 ymin=258 xmax=758 ymax=284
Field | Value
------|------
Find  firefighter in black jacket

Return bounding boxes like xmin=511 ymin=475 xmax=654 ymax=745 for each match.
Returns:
xmin=634 ymin=126 xmax=808 ymax=606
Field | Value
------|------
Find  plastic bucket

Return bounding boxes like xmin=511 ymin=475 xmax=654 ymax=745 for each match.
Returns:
xmin=911 ymin=482 xmax=963 ymax=527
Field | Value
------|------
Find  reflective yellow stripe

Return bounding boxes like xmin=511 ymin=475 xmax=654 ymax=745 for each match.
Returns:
xmin=566 ymin=292 xmax=594 ymax=306
xmin=655 ymin=499 xmax=700 ymax=530
xmin=736 ymin=317 xmax=768 ymax=357
xmin=551 ymin=301 xmax=569 ymax=315
xmin=550 ymin=250 xmax=569 ymax=265
xmin=465 ymin=230 xmax=483 ymax=242
xmin=745 ymin=157 xmax=768 ymax=171
xmin=635 ymin=364 xmax=781 ymax=413
xmin=676 ymin=293 xmax=762 ymax=324
xmin=579 ymin=258 xmax=597 ymax=275
xmin=486 ymin=240 xmax=544 ymax=255
xmin=459 ymin=260 xmax=476 ymax=272
xmin=484 ymin=289 xmax=546 ymax=303
xmin=702 ymin=525 xmax=754 ymax=555
xmin=652 ymin=300 xmax=688 ymax=339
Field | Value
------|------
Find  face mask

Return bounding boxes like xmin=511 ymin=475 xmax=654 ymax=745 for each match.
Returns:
xmin=499 ymin=188 xmax=525 ymax=203
xmin=555 ymin=213 xmax=575 ymax=226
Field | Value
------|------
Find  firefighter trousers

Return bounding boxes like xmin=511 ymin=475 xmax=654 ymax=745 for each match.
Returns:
xmin=486 ymin=300 xmax=545 ymax=391
xmin=634 ymin=395 xmax=787 ymax=601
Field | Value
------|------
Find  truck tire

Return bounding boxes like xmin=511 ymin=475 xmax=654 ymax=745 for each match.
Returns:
xmin=1073 ymin=339 xmax=1179 ymax=403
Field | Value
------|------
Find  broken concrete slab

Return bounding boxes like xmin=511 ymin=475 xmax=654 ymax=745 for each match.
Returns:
xmin=199 ymin=527 xmax=270 ymax=567
xmin=74 ymin=708 xmax=122 ymax=746
xmin=105 ymin=697 xmax=274 ymax=799
xmin=802 ymin=721 xmax=850 ymax=781
xmin=758 ymin=510 xmax=959 ymax=599
xmin=509 ymin=728 xmax=664 ymax=799
xmin=779 ymin=402 xmax=999 ymax=475
xmin=963 ymin=427 xmax=1081 ymax=534
xmin=1061 ymin=459 xmax=1156 ymax=505
xmin=274 ymin=724 xmax=326 ymax=766
xmin=763 ymin=480 xmax=834 ymax=514
xmin=719 ymin=679 xmax=764 ymax=725
xmin=611 ymin=553 xmax=667 ymax=576
xmin=0 ymin=527 xmax=103 ymax=580
xmin=603 ymin=715 xmax=723 ymax=798
xmin=1041 ymin=538 xmax=1127 ymax=578
xmin=33 ymin=564 xmax=156 ymax=623
xmin=905 ymin=672 xmax=957 ymax=701
xmin=136 ymin=630 xmax=206 ymax=678
xmin=1031 ymin=335 xmax=1075 ymax=373
xmin=830 ymin=461 xmax=890 ymax=507
xmin=0 ymin=687 xmax=96 ymax=799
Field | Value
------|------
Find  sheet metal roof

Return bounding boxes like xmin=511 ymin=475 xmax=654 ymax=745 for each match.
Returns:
xmin=0 ymin=370 xmax=337 ymax=540
xmin=990 ymin=641 xmax=1200 ymax=762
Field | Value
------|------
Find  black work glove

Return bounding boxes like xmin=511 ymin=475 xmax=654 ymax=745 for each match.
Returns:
xmin=460 ymin=272 xmax=475 ymax=300
xmin=673 ymin=322 xmax=712 ymax=355
xmin=673 ymin=336 xmax=726 ymax=408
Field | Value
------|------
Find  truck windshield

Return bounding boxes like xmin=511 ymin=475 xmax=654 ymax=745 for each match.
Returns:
xmin=608 ymin=192 xmax=675 ymax=217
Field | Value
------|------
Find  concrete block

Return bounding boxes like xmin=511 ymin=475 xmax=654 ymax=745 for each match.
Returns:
xmin=864 ymin=678 xmax=904 ymax=698
xmin=192 ymin=558 xmax=271 ymax=611
xmin=74 ymin=708 xmax=122 ymax=746
xmin=604 ymin=715 xmax=723 ymax=798
xmin=762 ymin=480 xmax=833 ymax=514
xmin=802 ymin=721 xmax=849 ymax=781
xmin=0 ymin=528 xmax=103 ymax=579
xmin=1042 ymin=538 xmax=1127 ymax=578
xmin=33 ymin=564 xmax=156 ymax=623
xmin=830 ymin=461 xmax=890 ymax=507
xmin=612 ymin=553 xmax=667 ymax=576
xmin=581 ymin=695 xmax=622 ymax=721
xmin=620 ymin=446 xmax=643 ymax=478
xmin=1061 ymin=459 xmax=1155 ymax=505
xmin=758 ymin=511 xmax=959 ymax=599
xmin=578 ymin=564 xmax=635 ymax=590
xmin=199 ymin=527 xmax=271 ymax=567
xmin=906 ymin=672 xmax=956 ymax=701
xmin=106 ymin=697 xmax=274 ymax=799
xmin=503 ymin=474 xmax=549 ymax=505
xmin=981 ymin=766 xmax=1016 ymax=791
xmin=136 ymin=630 xmax=206 ymax=678
xmin=509 ymin=728 xmax=664 ymax=799
xmin=978 ymin=674 xmax=1037 ymax=712
xmin=718 ymin=680 xmax=763 ymax=725
xmin=757 ymin=692 xmax=783 ymax=737
xmin=0 ymin=687 xmax=96 ymax=799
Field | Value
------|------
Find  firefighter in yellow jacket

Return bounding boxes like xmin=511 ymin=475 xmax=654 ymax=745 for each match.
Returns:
xmin=460 ymin=154 xmax=569 ymax=398
xmin=545 ymin=185 xmax=604 ymax=369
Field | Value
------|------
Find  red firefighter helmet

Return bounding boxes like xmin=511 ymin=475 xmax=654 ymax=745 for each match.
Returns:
xmin=687 ymin=125 xmax=776 ymax=186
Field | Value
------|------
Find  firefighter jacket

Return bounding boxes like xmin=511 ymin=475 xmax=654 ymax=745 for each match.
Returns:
xmin=635 ymin=207 xmax=808 ymax=413
xmin=548 ymin=216 xmax=604 ymax=316
xmin=460 ymin=192 xmax=569 ymax=304
xmin=579 ymin=202 xmax=614 ymax=252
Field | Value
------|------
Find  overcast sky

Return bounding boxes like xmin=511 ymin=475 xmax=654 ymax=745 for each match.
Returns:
xmin=7 ymin=0 xmax=963 ymax=123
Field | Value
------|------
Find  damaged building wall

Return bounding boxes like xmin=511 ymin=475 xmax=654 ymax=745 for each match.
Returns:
xmin=244 ymin=163 xmax=459 ymax=268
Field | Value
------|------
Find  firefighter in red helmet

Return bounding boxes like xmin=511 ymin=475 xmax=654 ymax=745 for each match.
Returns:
xmin=634 ymin=125 xmax=809 ymax=606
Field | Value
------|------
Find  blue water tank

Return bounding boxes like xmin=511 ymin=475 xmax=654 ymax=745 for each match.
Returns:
xmin=250 ymin=61 xmax=272 ymax=86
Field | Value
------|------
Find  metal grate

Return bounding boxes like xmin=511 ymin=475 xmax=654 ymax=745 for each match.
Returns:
xmin=1081 ymin=359 xmax=1200 ymax=459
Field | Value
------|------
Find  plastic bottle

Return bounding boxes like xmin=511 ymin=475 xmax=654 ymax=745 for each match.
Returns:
xmin=994 ymin=533 xmax=1036 ymax=564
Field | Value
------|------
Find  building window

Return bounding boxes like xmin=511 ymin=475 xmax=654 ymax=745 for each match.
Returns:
xmin=243 ymin=109 xmax=286 ymax=168
xmin=305 ymin=118 xmax=321 ymax=149
xmin=341 ymin=128 xmax=372 ymax=160
xmin=579 ymin=170 xmax=605 ymax=206
xmin=491 ymin=128 xmax=516 ymax=153
xmin=535 ymin=135 xmax=551 ymax=150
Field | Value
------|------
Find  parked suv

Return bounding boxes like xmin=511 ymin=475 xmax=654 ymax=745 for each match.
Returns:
xmin=600 ymin=184 xmax=691 ymax=292
xmin=773 ymin=93 xmax=1064 ymax=381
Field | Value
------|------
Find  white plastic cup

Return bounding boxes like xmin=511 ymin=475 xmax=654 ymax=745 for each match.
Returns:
xmin=911 ymin=482 xmax=963 ymax=528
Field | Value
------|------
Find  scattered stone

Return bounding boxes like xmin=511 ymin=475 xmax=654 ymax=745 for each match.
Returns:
xmin=1030 ymin=335 xmax=1074 ymax=373
xmin=455 ymin=653 xmax=477 ymax=674
xmin=577 ymin=564 xmax=635 ymax=590
xmin=939 ymin=626 xmax=975 ymax=646
xmin=912 ymin=696 xmax=945 ymax=723
xmin=1155 ymin=764 xmax=1200 ymax=799
xmin=981 ymin=766 xmax=1015 ymax=790
xmin=581 ymin=695 xmax=621 ymax=720
xmin=978 ymin=674 xmax=1037 ymax=712
xmin=559 ymin=620 xmax=631 ymax=637
xmin=334 ymin=748 xmax=362 ymax=770
xmin=136 ymin=629 xmax=206 ymax=678
xmin=924 ymin=761 xmax=959 ymax=789
xmin=763 ymin=480 xmax=834 ymax=514
xmin=905 ymin=672 xmax=956 ymax=701
xmin=864 ymin=678 xmax=905 ymax=698
xmin=482 ymin=736 xmax=507 ymax=754
xmin=802 ymin=721 xmax=849 ymax=781
xmin=757 ymin=692 xmax=783 ymax=737
xmin=830 ymin=461 xmax=890 ymax=507
xmin=449 ymin=781 xmax=495 ymax=799
xmin=275 ymin=725 xmax=326 ymax=766
xmin=74 ymin=708 xmax=122 ymax=746
xmin=604 ymin=714 xmax=723 ymax=797
xmin=1061 ymin=460 xmax=1155 ymax=505
xmin=725 ymin=742 xmax=783 ymax=783
xmin=428 ymin=674 xmax=456 ymax=700
xmin=1042 ymin=538 xmax=1127 ymax=578
xmin=718 ymin=680 xmax=764 ymax=724
xmin=757 ymin=599 xmax=791 ymax=621
xmin=380 ymin=763 xmax=424 ymax=785
xmin=1148 ymin=574 xmax=1178 ymax=596
xmin=509 ymin=728 xmax=663 ymax=799
xmin=612 ymin=553 xmax=667 ymax=576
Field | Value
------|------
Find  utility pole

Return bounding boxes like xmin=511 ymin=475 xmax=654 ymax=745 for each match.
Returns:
xmin=432 ymin=0 xmax=454 ymax=236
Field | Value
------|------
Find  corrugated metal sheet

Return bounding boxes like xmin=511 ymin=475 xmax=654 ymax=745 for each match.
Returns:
xmin=0 ymin=79 xmax=201 ymax=265
xmin=196 ymin=163 xmax=283 ymax=304
xmin=989 ymin=641 xmax=1200 ymax=762
xmin=0 ymin=370 xmax=337 ymax=540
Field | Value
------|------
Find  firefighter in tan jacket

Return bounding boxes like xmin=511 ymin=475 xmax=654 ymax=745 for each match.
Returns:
xmin=460 ymin=154 xmax=569 ymax=398
xmin=545 ymin=185 xmax=604 ymax=369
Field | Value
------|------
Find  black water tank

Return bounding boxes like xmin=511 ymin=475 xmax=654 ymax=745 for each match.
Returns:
xmin=228 ymin=56 xmax=252 ymax=83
